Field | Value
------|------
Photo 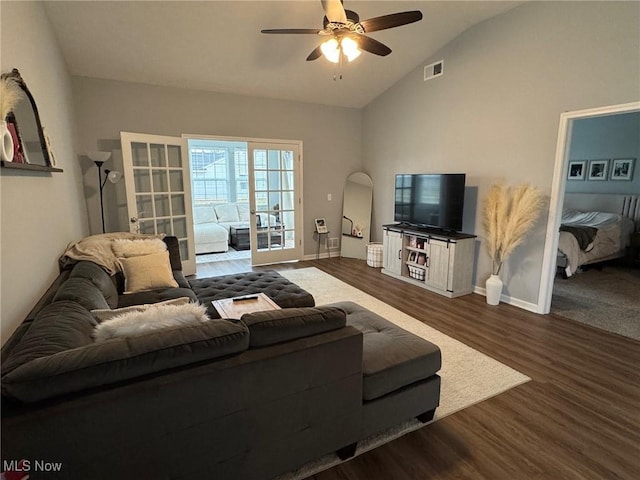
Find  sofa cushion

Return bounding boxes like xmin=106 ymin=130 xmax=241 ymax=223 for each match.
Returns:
xmin=68 ymin=261 xmax=119 ymax=309
xmin=2 ymin=315 xmax=249 ymax=403
xmin=1 ymin=301 xmax=96 ymax=376
xmin=94 ymin=302 xmax=210 ymax=341
xmin=118 ymin=287 xmax=198 ymax=308
xmin=120 ymin=251 xmax=179 ymax=293
xmin=241 ymin=306 xmax=346 ymax=347
xmin=53 ymin=277 xmax=110 ymax=311
xmin=237 ymin=203 xmax=250 ymax=222
xmin=215 ymin=203 xmax=240 ymax=223
xmin=193 ymin=203 xmax=218 ymax=224
xmin=329 ymin=301 xmax=442 ymax=401
xmin=189 ymin=270 xmax=315 ymax=318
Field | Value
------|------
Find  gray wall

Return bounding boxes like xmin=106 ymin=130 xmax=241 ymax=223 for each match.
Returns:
xmin=72 ymin=77 xmax=362 ymax=256
xmin=1 ymin=1 xmax=88 ymax=344
xmin=566 ymin=112 xmax=640 ymax=194
xmin=362 ymin=1 xmax=640 ymax=307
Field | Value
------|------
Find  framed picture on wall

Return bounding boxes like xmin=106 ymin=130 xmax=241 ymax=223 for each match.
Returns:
xmin=567 ymin=160 xmax=587 ymax=180
xmin=610 ymin=158 xmax=635 ymax=181
xmin=587 ymin=159 xmax=609 ymax=181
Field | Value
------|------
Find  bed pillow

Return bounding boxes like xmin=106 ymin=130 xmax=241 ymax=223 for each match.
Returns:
xmin=112 ymin=238 xmax=167 ymax=258
xmin=93 ymin=302 xmax=210 ymax=341
xmin=119 ymin=251 xmax=179 ymax=293
xmin=91 ymin=297 xmax=191 ymax=322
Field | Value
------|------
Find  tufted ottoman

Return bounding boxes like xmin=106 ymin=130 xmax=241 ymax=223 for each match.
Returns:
xmin=189 ymin=270 xmax=315 ymax=318
xmin=325 ymin=301 xmax=442 ymax=456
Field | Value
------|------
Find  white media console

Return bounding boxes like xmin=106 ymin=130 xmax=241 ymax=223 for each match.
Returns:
xmin=382 ymin=224 xmax=476 ymax=298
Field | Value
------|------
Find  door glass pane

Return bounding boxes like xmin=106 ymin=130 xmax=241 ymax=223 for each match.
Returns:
xmin=155 ymin=194 xmax=170 ymax=217
xmin=254 ymin=150 xmax=267 ymax=169
xmin=134 ymin=169 xmax=151 ymax=192
xmin=131 ymin=142 xmax=148 ymax=167
xmin=157 ymin=218 xmax=172 ymax=236
xmin=169 ymin=171 xmax=184 ymax=192
xmin=282 ymin=151 xmax=294 ymax=170
xmin=254 ymin=171 xmax=267 ymax=192
xmin=136 ymin=195 xmax=153 ymax=218
xmin=171 ymin=195 xmax=185 ymax=215
xmin=167 ymin=145 xmax=182 ymax=167
xmin=139 ymin=219 xmax=155 ymax=234
xmin=150 ymin=144 xmax=166 ymax=167
xmin=268 ymin=170 xmax=281 ymax=190
xmin=267 ymin=150 xmax=280 ymax=170
xmin=152 ymin=170 xmax=168 ymax=192
xmin=173 ymin=217 xmax=187 ymax=238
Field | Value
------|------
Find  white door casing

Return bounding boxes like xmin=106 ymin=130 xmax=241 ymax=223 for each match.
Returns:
xmin=120 ymin=132 xmax=196 ymax=275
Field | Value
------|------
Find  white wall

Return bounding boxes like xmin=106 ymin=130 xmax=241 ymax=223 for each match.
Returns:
xmin=363 ymin=1 xmax=640 ymax=306
xmin=0 ymin=1 xmax=88 ymax=344
xmin=566 ymin=112 xmax=640 ymax=194
xmin=72 ymin=77 xmax=362 ymax=256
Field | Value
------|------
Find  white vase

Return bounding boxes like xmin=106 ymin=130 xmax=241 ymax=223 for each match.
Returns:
xmin=485 ymin=274 xmax=503 ymax=305
xmin=0 ymin=120 xmax=14 ymax=162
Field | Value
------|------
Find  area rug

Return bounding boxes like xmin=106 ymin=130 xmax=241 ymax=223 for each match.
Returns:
xmin=551 ymin=264 xmax=640 ymax=341
xmin=276 ymin=267 xmax=530 ymax=480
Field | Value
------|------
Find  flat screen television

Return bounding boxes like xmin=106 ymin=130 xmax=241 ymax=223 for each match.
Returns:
xmin=394 ymin=173 xmax=466 ymax=232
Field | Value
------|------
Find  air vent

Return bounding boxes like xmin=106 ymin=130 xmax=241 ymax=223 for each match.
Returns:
xmin=424 ymin=60 xmax=444 ymax=81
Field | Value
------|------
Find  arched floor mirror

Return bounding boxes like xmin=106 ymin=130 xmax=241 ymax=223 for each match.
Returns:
xmin=341 ymin=172 xmax=373 ymax=259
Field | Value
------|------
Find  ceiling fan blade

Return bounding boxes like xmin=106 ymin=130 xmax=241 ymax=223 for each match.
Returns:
xmin=360 ymin=11 xmax=423 ymax=33
xmin=306 ymin=46 xmax=323 ymax=61
xmin=321 ymin=0 xmax=347 ymax=23
xmin=261 ymin=29 xmax=322 ymax=34
xmin=354 ymin=35 xmax=392 ymax=56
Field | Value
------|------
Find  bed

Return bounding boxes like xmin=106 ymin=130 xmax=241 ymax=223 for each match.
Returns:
xmin=557 ymin=208 xmax=635 ymax=277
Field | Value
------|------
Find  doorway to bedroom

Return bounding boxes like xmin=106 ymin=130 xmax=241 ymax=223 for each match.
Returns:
xmin=541 ymin=102 xmax=640 ymax=340
xmin=186 ymin=136 xmax=302 ymax=267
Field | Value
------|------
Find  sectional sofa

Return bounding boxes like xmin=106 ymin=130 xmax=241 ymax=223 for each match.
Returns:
xmin=1 ymin=236 xmax=441 ymax=479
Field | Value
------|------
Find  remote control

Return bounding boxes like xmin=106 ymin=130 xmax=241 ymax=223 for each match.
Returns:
xmin=232 ymin=295 xmax=259 ymax=302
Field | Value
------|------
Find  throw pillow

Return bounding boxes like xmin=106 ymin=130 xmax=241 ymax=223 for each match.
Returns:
xmin=93 ymin=302 xmax=210 ymax=341
xmin=91 ymin=296 xmax=191 ymax=322
xmin=119 ymin=251 xmax=179 ymax=293
xmin=112 ymin=238 xmax=167 ymax=258
xmin=214 ymin=203 xmax=240 ymax=223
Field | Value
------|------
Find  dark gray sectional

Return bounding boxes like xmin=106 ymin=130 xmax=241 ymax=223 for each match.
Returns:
xmin=1 ymin=236 xmax=441 ymax=479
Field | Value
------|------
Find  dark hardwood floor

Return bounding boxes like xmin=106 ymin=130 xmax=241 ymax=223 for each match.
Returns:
xmin=195 ymin=257 xmax=640 ymax=480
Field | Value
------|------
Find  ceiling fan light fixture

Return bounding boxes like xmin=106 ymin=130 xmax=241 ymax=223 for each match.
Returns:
xmin=341 ymin=36 xmax=361 ymax=62
xmin=320 ymin=38 xmax=340 ymax=63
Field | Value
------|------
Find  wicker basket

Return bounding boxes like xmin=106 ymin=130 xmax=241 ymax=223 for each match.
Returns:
xmin=366 ymin=243 xmax=383 ymax=267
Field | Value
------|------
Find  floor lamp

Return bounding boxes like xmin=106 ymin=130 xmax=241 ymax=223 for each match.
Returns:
xmin=87 ymin=151 xmax=122 ymax=233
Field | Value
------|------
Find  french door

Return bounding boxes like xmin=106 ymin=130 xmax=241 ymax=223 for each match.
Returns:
xmin=248 ymin=142 xmax=302 ymax=265
xmin=120 ymin=132 xmax=196 ymax=275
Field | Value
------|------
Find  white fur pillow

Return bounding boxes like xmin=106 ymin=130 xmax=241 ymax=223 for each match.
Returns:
xmin=112 ymin=238 xmax=167 ymax=258
xmin=93 ymin=302 xmax=210 ymax=341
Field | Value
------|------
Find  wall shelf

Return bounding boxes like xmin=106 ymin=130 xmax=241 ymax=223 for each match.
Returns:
xmin=0 ymin=161 xmax=63 ymax=173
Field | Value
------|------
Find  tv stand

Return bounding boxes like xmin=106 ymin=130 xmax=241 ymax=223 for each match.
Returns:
xmin=381 ymin=224 xmax=476 ymax=298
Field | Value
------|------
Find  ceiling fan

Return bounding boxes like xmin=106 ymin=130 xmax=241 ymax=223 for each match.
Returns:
xmin=261 ymin=0 xmax=423 ymax=64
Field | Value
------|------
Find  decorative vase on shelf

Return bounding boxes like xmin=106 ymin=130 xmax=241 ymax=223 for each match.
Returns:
xmin=0 ymin=120 xmax=14 ymax=162
xmin=485 ymin=274 xmax=503 ymax=305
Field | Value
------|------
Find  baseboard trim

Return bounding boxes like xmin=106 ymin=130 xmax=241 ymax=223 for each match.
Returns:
xmin=473 ymin=285 xmax=539 ymax=314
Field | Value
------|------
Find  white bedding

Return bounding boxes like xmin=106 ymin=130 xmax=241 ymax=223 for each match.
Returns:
xmin=558 ymin=209 xmax=634 ymax=277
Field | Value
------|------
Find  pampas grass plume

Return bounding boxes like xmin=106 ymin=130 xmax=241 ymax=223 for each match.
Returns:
xmin=482 ymin=183 xmax=543 ymax=275
xmin=0 ymin=77 xmax=21 ymax=120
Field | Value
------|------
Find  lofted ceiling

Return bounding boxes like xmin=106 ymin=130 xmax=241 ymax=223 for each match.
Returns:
xmin=44 ymin=1 xmax=521 ymax=108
